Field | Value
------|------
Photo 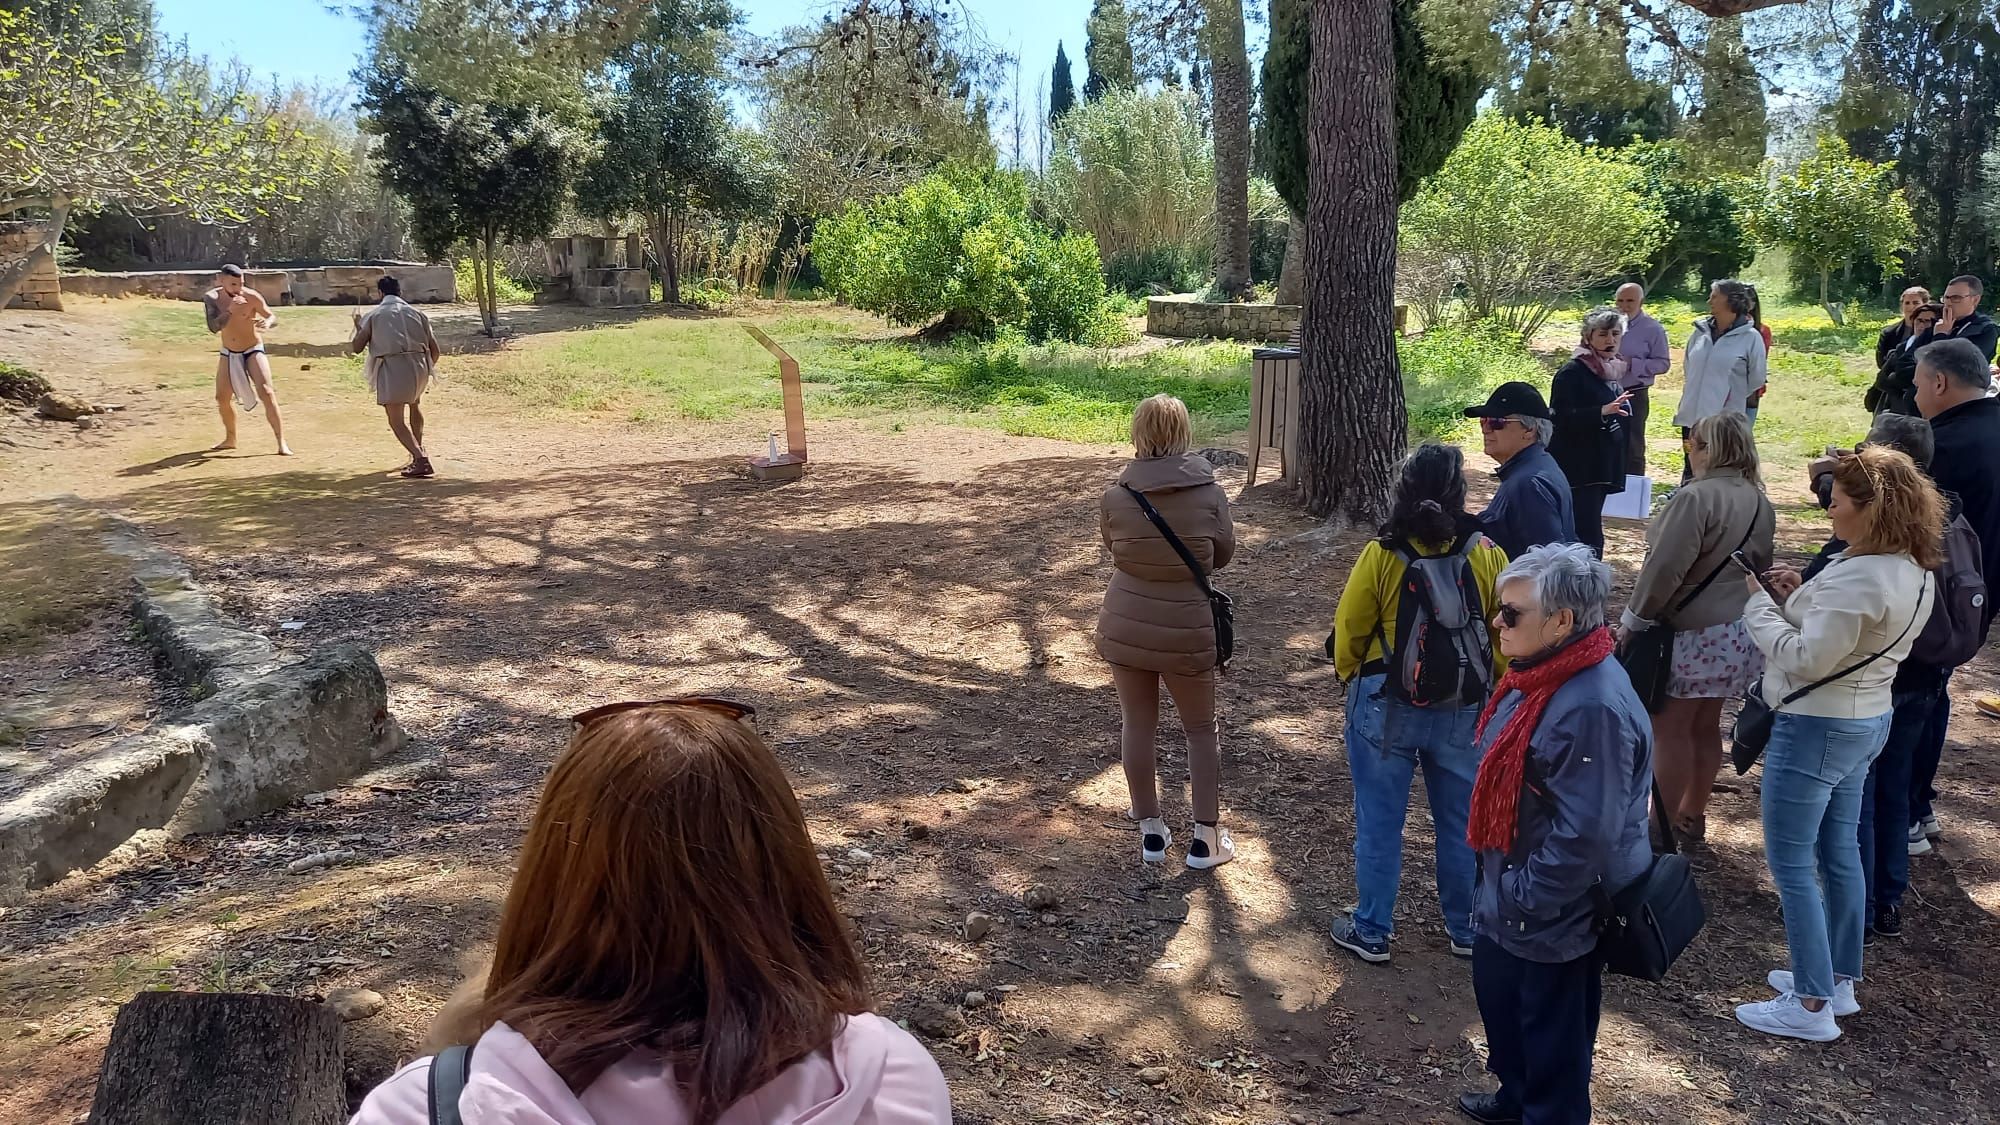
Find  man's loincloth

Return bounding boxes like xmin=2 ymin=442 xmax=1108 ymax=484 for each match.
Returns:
xmin=220 ymin=345 xmax=266 ymax=412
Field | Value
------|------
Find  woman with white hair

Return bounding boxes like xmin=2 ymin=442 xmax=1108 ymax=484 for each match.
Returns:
xmin=1549 ymin=307 xmax=1633 ymax=557
xmin=1459 ymin=543 xmax=1654 ymax=1125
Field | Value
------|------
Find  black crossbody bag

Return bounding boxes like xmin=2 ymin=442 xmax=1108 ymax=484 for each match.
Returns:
xmin=1618 ymin=504 xmax=1764 ymax=714
xmin=1122 ymin=484 xmax=1234 ymax=669
xmin=1730 ymin=571 xmax=1930 ymax=774
xmin=1524 ymin=764 xmax=1704 ymax=982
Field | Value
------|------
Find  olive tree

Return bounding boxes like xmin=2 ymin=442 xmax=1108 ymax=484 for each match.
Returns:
xmin=1752 ymin=135 xmax=1915 ymax=325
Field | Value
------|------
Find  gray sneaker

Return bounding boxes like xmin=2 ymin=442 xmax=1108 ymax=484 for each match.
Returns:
xmin=1909 ymin=823 xmax=1934 ymax=857
xmin=1330 ymin=914 xmax=1390 ymax=963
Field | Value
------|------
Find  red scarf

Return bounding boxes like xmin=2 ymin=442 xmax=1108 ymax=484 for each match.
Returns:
xmin=1466 ymin=627 xmax=1616 ymax=851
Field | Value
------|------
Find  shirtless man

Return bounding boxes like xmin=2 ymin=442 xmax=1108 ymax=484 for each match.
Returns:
xmin=203 ymin=264 xmax=292 ymax=455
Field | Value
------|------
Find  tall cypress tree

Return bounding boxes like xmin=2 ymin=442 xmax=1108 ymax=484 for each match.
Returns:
xmin=1050 ymin=40 xmax=1077 ymax=121
xmin=1082 ymin=0 xmax=1137 ymax=100
xmin=1262 ymin=0 xmax=1483 ymax=215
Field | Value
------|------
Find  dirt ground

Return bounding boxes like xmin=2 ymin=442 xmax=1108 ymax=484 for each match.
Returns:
xmin=3 ymin=298 xmax=2000 ymax=1124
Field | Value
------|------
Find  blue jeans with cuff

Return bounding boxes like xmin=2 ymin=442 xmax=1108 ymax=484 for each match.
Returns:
xmin=1761 ymin=709 xmax=1892 ymax=1000
xmin=1343 ymin=673 xmax=1482 ymax=947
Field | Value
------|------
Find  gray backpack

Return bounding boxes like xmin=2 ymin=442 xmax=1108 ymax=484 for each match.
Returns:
xmin=1376 ymin=535 xmax=1495 ymax=708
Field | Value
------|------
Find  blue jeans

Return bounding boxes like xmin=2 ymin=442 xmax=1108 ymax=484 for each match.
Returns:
xmin=1343 ymin=674 xmax=1482 ymax=946
xmin=1861 ymin=671 xmax=1945 ymax=915
xmin=1909 ymin=686 xmax=1952 ymax=824
xmin=1761 ymin=710 xmax=1892 ymax=1000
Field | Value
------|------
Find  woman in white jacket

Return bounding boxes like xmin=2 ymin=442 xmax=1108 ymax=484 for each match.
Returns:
xmin=1677 ymin=280 xmax=1768 ymax=479
xmin=1734 ymin=448 xmax=1941 ymax=1045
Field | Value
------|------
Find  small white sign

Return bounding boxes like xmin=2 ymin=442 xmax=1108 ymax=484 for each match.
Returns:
xmin=1603 ymin=475 xmax=1654 ymax=521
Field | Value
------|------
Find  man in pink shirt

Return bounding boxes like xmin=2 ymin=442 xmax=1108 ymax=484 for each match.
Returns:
xmin=1614 ymin=282 xmax=1671 ymax=476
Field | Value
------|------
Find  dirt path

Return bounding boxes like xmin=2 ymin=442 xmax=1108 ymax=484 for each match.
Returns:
xmin=3 ymin=300 xmax=1999 ymax=1124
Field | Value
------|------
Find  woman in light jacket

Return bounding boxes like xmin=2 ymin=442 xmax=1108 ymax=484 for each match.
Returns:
xmin=1097 ymin=394 xmax=1237 ymax=868
xmin=1327 ymin=443 xmax=1508 ymax=965
xmin=351 ymin=700 xmax=952 ymax=1124
xmin=1735 ymin=447 xmax=1941 ymax=1044
xmin=1677 ymin=279 xmax=1768 ymax=479
xmin=1548 ymin=306 xmax=1632 ymax=557
xmin=1616 ymin=411 xmax=1774 ymax=841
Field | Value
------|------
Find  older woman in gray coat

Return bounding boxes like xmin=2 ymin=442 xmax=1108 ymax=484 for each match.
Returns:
xmin=1460 ymin=544 xmax=1653 ymax=1125
xmin=1098 ymin=394 xmax=1236 ymax=870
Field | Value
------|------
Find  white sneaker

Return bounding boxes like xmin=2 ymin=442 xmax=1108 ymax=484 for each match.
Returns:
xmin=1920 ymin=813 xmax=1942 ymax=840
xmin=1909 ymin=823 xmax=1934 ymax=856
xmin=1735 ymin=992 xmax=1842 ymax=1042
xmin=1186 ymin=823 xmax=1235 ymax=869
xmin=1765 ymin=971 xmax=1859 ymax=1017
xmin=1139 ymin=818 xmax=1172 ymax=863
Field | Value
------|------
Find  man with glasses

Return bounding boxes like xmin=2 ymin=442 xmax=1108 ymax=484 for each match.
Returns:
xmin=1918 ymin=275 xmax=1998 ymax=363
xmin=1614 ymin=283 xmax=1670 ymax=475
xmin=1464 ymin=381 xmax=1576 ymax=561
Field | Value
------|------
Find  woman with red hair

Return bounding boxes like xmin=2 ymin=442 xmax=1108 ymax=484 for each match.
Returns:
xmin=350 ymin=698 xmax=951 ymax=1125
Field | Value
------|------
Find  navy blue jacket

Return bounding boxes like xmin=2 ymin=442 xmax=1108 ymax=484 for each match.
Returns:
xmin=1928 ymin=396 xmax=2000 ymax=627
xmin=1476 ymin=444 xmax=1576 ymax=562
xmin=1472 ymin=655 xmax=1655 ymax=963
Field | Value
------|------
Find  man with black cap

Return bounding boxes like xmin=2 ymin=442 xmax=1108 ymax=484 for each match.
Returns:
xmin=1464 ymin=381 xmax=1576 ymax=561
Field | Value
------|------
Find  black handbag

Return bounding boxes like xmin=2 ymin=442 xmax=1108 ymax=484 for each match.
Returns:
xmin=1619 ymin=510 xmax=1762 ymax=714
xmin=1123 ymin=483 xmax=1234 ymax=669
xmin=1729 ymin=571 xmax=1930 ymax=774
xmin=1592 ymin=782 xmax=1705 ymax=981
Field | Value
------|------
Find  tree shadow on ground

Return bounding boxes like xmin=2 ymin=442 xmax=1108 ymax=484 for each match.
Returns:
xmin=4 ymin=450 xmax=1999 ymax=1123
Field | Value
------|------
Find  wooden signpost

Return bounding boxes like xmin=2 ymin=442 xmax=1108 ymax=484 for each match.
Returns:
xmin=744 ymin=325 xmax=808 ymax=482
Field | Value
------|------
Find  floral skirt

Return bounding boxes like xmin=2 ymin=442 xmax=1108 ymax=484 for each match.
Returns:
xmin=1669 ymin=619 xmax=1764 ymax=699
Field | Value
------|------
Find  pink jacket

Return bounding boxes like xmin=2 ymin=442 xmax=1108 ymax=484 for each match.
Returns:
xmin=349 ymin=1013 xmax=952 ymax=1125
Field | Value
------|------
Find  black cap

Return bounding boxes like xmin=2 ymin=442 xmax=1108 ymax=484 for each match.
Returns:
xmin=218 ymin=263 xmax=244 ymax=278
xmin=1464 ymin=380 xmax=1552 ymax=421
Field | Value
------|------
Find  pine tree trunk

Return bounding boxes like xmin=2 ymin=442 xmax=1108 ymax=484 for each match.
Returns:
xmin=662 ymin=209 xmax=684 ymax=305
xmin=1206 ymin=0 xmax=1254 ymax=301
xmin=86 ymin=991 xmax=346 ymax=1124
xmin=1275 ymin=210 xmax=1307 ymax=308
xmin=1297 ymin=0 xmax=1405 ymax=521
xmin=483 ymin=232 xmax=501 ymax=335
xmin=0 ymin=194 xmax=69 ymax=311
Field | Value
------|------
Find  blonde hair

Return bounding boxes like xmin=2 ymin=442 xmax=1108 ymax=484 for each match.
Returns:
xmin=1131 ymin=393 xmax=1193 ymax=458
xmin=1690 ymin=411 xmax=1761 ymax=487
xmin=1831 ymin=446 xmax=1945 ymax=571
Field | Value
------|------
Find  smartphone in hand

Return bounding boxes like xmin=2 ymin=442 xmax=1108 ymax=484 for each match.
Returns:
xmin=1731 ymin=550 xmax=1782 ymax=602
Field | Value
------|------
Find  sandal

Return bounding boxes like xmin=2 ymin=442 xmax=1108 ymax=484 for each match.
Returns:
xmin=1673 ymin=814 xmax=1706 ymax=843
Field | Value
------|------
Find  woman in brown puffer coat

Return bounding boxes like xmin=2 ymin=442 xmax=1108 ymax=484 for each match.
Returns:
xmin=1097 ymin=394 xmax=1237 ymax=869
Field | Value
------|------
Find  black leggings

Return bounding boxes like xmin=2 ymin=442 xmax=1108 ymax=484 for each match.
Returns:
xmin=1572 ymin=486 xmax=1607 ymax=558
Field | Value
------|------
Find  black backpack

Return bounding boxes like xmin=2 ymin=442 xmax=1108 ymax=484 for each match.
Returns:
xmin=1911 ymin=507 xmax=1988 ymax=669
xmin=1376 ymin=534 xmax=1494 ymax=709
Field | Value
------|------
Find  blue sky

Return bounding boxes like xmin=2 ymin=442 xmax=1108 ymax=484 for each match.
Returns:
xmin=152 ymin=0 xmax=1104 ymax=113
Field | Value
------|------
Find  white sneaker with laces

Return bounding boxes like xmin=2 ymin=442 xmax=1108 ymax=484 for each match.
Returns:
xmin=1909 ymin=823 xmax=1934 ymax=856
xmin=1920 ymin=813 xmax=1942 ymax=840
xmin=1139 ymin=818 xmax=1172 ymax=863
xmin=1736 ymin=992 xmax=1841 ymax=1041
xmin=1765 ymin=971 xmax=1859 ymax=1017
xmin=1186 ymin=823 xmax=1235 ymax=869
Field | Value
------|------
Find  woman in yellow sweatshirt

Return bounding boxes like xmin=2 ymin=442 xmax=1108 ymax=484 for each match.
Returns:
xmin=1328 ymin=443 xmax=1510 ymax=964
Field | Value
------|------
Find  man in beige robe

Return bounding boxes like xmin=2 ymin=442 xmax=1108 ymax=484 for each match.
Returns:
xmin=350 ymin=275 xmax=442 ymax=478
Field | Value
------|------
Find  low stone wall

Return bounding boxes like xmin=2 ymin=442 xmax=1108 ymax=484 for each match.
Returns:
xmin=0 ymin=514 xmax=407 ymax=903
xmin=59 ymin=262 xmax=457 ymax=305
xmin=1147 ymin=295 xmax=1300 ymax=343
xmin=1 ymin=222 xmax=63 ymax=312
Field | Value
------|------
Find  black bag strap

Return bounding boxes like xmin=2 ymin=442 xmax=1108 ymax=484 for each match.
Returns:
xmin=1775 ymin=571 xmax=1932 ymax=706
xmin=429 ymin=1044 xmax=474 ymax=1125
xmin=1663 ymin=498 xmax=1768 ymax=626
xmin=1121 ymin=484 xmax=1216 ymax=597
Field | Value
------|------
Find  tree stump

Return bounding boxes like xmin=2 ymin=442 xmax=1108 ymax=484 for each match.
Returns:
xmin=87 ymin=991 xmax=347 ymax=1125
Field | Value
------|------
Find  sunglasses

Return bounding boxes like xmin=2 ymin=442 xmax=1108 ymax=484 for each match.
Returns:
xmin=1479 ymin=417 xmax=1517 ymax=433
xmin=572 ymin=696 xmax=757 ymax=728
xmin=1496 ymin=603 xmax=1528 ymax=628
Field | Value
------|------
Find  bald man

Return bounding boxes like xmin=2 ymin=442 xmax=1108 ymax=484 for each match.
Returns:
xmin=1613 ymin=282 xmax=1669 ymax=476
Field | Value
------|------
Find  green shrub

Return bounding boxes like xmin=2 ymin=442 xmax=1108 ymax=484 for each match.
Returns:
xmin=0 ymin=361 xmax=52 ymax=405
xmin=453 ymin=257 xmax=536 ymax=305
xmin=813 ymin=168 xmax=1117 ymax=344
xmin=1103 ymin=245 xmax=1210 ymax=295
xmin=1399 ymin=321 xmax=1551 ymax=442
